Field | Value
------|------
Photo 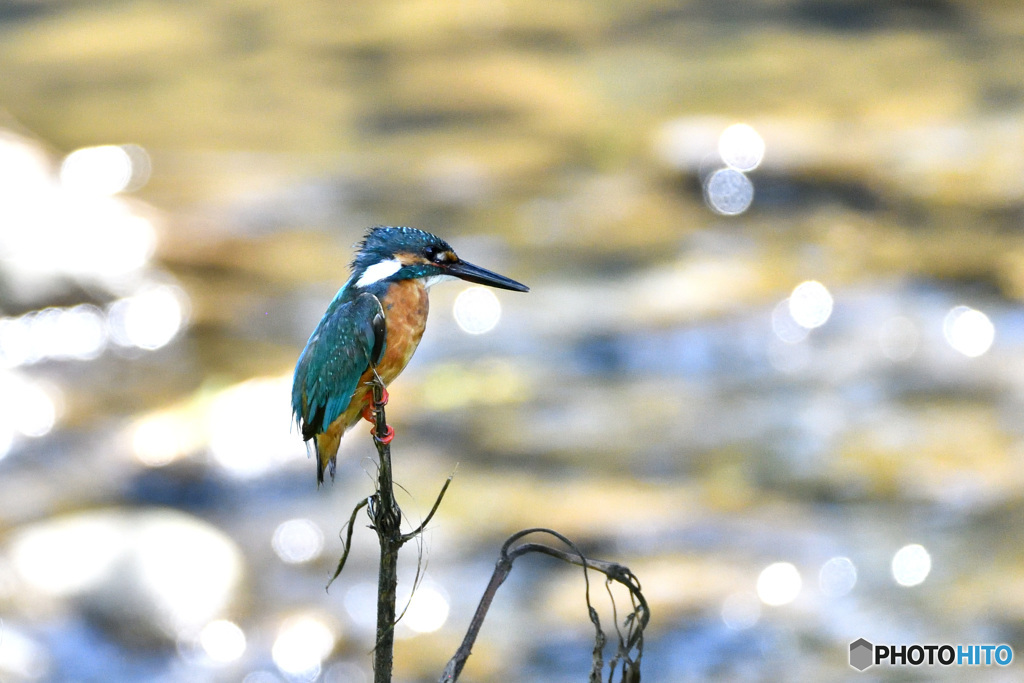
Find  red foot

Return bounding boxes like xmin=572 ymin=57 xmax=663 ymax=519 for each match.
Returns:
xmin=372 ymin=424 xmax=395 ymax=444
xmin=360 ymin=387 xmax=391 ymax=423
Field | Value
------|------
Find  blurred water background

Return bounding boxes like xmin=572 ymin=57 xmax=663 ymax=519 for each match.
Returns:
xmin=2 ymin=1 xmax=1024 ymax=681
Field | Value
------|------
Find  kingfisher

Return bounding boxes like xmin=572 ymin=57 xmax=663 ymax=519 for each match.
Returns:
xmin=292 ymin=226 xmax=529 ymax=484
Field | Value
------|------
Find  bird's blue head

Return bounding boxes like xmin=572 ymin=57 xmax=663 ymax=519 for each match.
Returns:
xmin=349 ymin=226 xmax=529 ymax=292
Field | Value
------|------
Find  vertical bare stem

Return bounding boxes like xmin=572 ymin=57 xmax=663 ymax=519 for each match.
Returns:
xmin=369 ymin=374 xmax=401 ymax=683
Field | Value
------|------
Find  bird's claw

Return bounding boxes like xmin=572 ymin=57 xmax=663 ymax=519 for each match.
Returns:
xmin=361 ymin=386 xmax=390 ymax=423
xmin=372 ymin=424 xmax=395 ymax=444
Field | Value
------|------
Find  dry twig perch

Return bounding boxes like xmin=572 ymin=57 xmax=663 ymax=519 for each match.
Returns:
xmin=328 ymin=371 xmax=450 ymax=683
xmin=329 ymin=378 xmax=648 ymax=683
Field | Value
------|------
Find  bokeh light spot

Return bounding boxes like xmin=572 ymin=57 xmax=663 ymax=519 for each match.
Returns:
xmin=453 ymin=286 xmax=501 ymax=334
xmin=96 ymin=213 xmax=157 ymax=276
xmin=818 ymin=556 xmax=857 ymax=597
xmin=1 ymin=305 xmax=110 ymax=367
xmin=56 ymin=305 xmax=108 ymax=360
xmin=0 ymin=371 xmax=60 ymax=439
xmin=136 ymin=516 xmax=243 ymax=631
xmin=943 ymin=306 xmax=994 ymax=357
xmin=704 ymin=168 xmax=754 ymax=215
xmin=10 ymin=515 xmax=124 ymax=596
xmin=0 ymin=624 xmax=49 ymax=680
xmin=60 ymin=145 xmax=134 ymax=196
xmin=721 ymin=591 xmax=761 ymax=630
xmin=343 ymin=582 xmax=378 ymax=633
xmin=771 ymin=298 xmax=809 ymax=344
xmin=756 ymin=562 xmax=802 ymax=606
xmin=209 ymin=376 xmax=300 ymax=478
xmin=788 ymin=281 xmax=833 ymax=329
xmin=719 ymin=123 xmax=765 ymax=171
xmin=272 ymin=518 xmax=325 ymax=565
xmin=879 ymin=316 xmax=919 ymax=361
xmin=0 ymin=315 xmax=33 ymax=368
xmin=108 ymin=285 xmax=186 ymax=350
xmin=132 ymin=412 xmax=197 ymax=467
xmin=272 ymin=615 xmax=336 ymax=680
xmin=892 ymin=544 xmax=931 ymax=587
xmin=401 ymin=582 xmax=450 ymax=634
xmin=15 ymin=383 xmax=57 ymax=438
xmin=121 ymin=144 xmax=152 ymax=191
xmin=199 ymin=619 xmax=247 ymax=663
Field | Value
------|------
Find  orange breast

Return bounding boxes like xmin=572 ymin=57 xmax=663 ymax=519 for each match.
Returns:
xmin=373 ymin=278 xmax=429 ymax=384
xmin=315 ymin=279 xmax=430 ymax=471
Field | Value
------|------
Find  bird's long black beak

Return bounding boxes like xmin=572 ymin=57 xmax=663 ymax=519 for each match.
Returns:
xmin=447 ymin=259 xmax=529 ymax=292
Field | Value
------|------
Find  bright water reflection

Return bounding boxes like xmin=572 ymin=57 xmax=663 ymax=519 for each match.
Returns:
xmin=943 ymin=306 xmax=995 ymax=357
xmin=719 ymin=123 xmax=765 ymax=172
xmin=272 ymin=614 xmax=337 ymax=680
xmin=892 ymin=544 xmax=932 ymax=588
xmin=60 ymin=145 xmax=136 ymax=196
xmin=197 ymin=619 xmax=247 ymax=664
xmin=272 ymin=518 xmax=325 ymax=565
xmin=818 ymin=557 xmax=857 ymax=598
xmin=756 ymin=562 xmax=802 ymax=607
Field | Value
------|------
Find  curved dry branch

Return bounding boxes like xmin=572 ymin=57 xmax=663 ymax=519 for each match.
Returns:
xmin=401 ymin=474 xmax=453 ymax=543
xmin=440 ymin=528 xmax=650 ymax=683
xmin=327 ymin=497 xmax=369 ymax=591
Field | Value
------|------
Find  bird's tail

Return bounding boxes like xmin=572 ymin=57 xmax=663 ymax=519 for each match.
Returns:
xmin=314 ymin=431 xmax=340 ymax=485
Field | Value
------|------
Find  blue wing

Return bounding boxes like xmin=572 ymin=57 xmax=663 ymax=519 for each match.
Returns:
xmin=292 ymin=291 xmax=386 ymax=443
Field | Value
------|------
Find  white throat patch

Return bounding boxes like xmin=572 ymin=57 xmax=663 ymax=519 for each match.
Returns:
xmin=422 ymin=273 xmax=457 ymax=289
xmin=355 ymin=258 xmax=403 ymax=288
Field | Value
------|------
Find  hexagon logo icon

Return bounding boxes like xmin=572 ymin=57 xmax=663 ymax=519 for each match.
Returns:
xmin=849 ymin=638 xmax=874 ymax=671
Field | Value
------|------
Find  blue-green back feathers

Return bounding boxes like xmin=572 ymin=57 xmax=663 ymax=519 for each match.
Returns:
xmin=291 ymin=292 xmax=385 ymax=442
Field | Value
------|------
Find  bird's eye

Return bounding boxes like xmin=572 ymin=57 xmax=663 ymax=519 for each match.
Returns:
xmin=424 ymin=246 xmax=448 ymax=263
